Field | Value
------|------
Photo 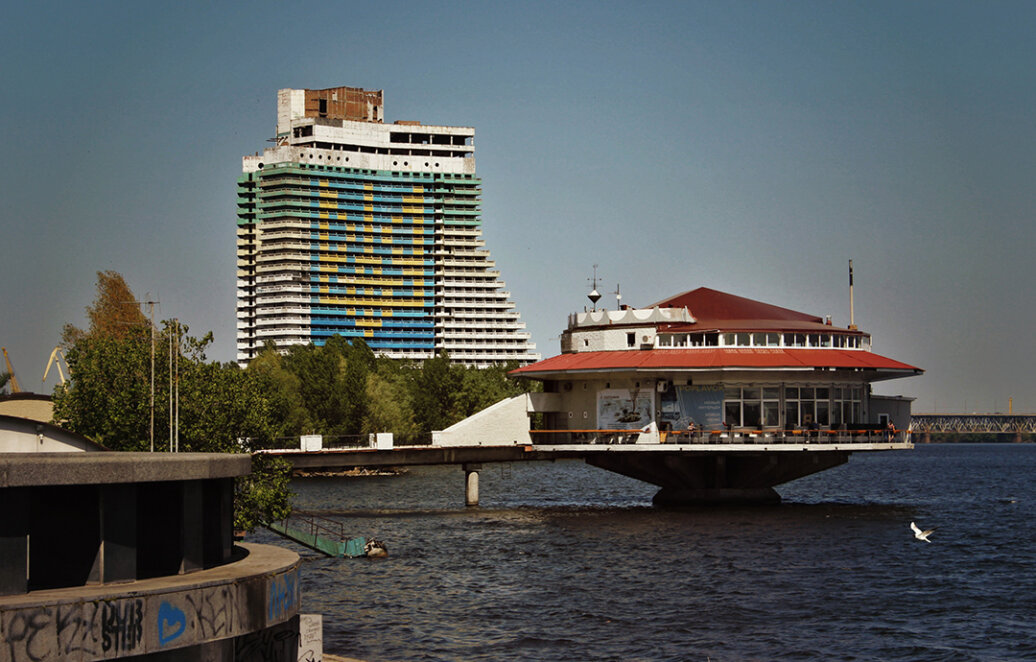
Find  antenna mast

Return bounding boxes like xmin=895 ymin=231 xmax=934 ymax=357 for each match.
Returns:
xmin=848 ymin=260 xmax=857 ymax=330
xmin=587 ymin=265 xmax=602 ymax=311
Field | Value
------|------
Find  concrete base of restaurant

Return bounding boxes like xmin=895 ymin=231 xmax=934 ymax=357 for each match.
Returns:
xmin=586 ymin=450 xmax=850 ymax=505
xmin=652 ymin=486 xmax=781 ymax=505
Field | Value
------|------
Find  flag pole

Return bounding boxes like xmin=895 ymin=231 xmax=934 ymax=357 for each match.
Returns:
xmin=848 ymin=260 xmax=857 ymax=330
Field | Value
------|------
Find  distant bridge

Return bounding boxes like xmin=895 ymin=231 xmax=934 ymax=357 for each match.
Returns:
xmin=910 ymin=413 xmax=1036 ymax=434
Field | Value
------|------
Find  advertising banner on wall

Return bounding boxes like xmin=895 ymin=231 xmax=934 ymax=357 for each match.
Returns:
xmin=659 ymin=384 xmax=726 ymax=430
xmin=597 ymin=388 xmax=655 ymax=429
xmin=676 ymin=386 xmax=724 ymax=429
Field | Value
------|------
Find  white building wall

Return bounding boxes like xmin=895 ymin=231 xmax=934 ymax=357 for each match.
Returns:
xmin=432 ymin=395 xmax=532 ymax=446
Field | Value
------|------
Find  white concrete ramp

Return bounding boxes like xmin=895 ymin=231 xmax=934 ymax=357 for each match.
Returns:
xmin=432 ymin=394 xmax=531 ymax=447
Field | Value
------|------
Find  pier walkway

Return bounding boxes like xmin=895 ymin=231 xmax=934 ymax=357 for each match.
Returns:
xmin=261 ymin=429 xmax=911 ymax=505
xmin=266 ymin=513 xmax=367 ymax=558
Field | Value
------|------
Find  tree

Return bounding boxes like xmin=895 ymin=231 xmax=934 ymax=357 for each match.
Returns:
xmin=0 ymin=371 xmax=10 ymax=395
xmin=233 ymin=452 xmax=292 ymax=532
xmin=53 ymin=271 xmax=294 ymax=532
xmin=409 ymin=351 xmax=462 ymax=438
xmin=281 ymin=343 xmax=346 ymax=434
xmin=62 ymin=270 xmax=146 ymax=346
xmin=363 ymin=371 xmax=418 ymax=442
xmin=454 ymin=361 xmax=529 ymax=419
xmin=53 ymin=325 xmax=153 ymax=450
xmin=340 ymin=338 xmax=375 ymax=434
xmin=245 ymin=344 xmax=312 ymax=442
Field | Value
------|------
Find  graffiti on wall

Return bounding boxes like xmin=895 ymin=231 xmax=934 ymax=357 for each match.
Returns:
xmin=3 ymin=598 xmax=143 ymax=662
xmin=267 ymin=570 xmax=299 ymax=623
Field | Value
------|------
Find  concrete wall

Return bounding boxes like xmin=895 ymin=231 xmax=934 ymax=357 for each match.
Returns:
xmin=0 ymin=453 xmax=305 ymax=661
xmin=0 ymin=415 xmax=102 ymax=452
xmin=432 ymin=395 xmax=531 ymax=446
xmin=243 ymin=143 xmax=475 ymax=177
xmin=561 ymin=325 xmax=657 ymax=353
xmin=0 ymin=543 xmax=301 ymax=662
xmin=870 ymin=395 xmax=914 ymax=431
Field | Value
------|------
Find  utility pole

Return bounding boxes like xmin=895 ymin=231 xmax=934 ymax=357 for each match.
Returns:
xmin=174 ymin=319 xmax=180 ymax=452
xmin=121 ymin=297 xmax=160 ymax=451
xmin=168 ymin=321 xmax=173 ymax=452
xmin=146 ymin=299 xmax=156 ymax=452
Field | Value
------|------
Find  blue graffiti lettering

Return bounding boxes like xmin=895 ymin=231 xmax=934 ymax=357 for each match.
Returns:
xmin=267 ymin=572 xmax=298 ymax=621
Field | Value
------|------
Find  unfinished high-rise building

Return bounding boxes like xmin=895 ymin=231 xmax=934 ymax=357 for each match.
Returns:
xmin=236 ymin=86 xmax=539 ymax=366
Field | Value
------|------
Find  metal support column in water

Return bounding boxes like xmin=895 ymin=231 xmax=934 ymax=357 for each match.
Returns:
xmin=464 ymin=463 xmax=481 ymax=507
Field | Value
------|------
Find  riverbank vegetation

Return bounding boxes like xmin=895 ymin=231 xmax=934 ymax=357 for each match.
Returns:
xmin=51 ymin=271 xmax=536 ymax=529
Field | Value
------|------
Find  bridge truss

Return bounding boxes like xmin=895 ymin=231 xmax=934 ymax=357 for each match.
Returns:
xmin=910 ymin=414 xmax=1036 ymax=434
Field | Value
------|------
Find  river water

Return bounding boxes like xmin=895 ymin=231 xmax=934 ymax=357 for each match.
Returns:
xmin=249 ymin=444 xmax=1036 ymax=661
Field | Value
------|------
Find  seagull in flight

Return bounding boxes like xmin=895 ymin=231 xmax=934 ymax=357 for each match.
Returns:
xmin=911 ymin=521 xmax=935 ymax=543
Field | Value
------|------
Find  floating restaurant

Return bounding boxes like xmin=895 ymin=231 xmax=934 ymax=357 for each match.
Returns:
xmin=512 ymin=286 xmax=922 ymax=443
xmin=436 ymin=284 xmax=923 ymax=504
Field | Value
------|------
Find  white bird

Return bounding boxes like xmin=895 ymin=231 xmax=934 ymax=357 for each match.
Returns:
xmin=911 ymin=521 xmax=935 ymax=543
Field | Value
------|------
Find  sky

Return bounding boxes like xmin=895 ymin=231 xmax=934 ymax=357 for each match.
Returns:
xmin=1 ymin=0 xmax=1034 ymax=414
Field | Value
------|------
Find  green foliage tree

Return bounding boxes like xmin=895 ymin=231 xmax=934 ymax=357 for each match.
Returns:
xmin=54 ymin=325 xmax=153 ymax=450
xmin=245 ymin=344 xmax=311 ymax=442
xmin=53 ymin=272 xmax=293 ymax=532
xmin=233 ymin=452 xmax=292 ymax=531
xmin=409 ymin=351 xmax=461 ymax=436
xmin=363 ymin=370 xmax=418 ymax=442
xmin=281 ymin=343 xmax=346 ymax=434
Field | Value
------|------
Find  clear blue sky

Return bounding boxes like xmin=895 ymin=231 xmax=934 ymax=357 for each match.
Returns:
xmin=2 ymin=1 xmax=1034 ymax=413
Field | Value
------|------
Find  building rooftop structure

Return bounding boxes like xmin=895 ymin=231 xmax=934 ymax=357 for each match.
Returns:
xmin=236 ymin=86 xmax=538 ymax=367
xmin=515 ymin=287 xmax=920 ymax=381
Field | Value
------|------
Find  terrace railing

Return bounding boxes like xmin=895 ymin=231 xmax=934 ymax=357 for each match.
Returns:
xmin=529 ymin=428 xmax=908 ymax=446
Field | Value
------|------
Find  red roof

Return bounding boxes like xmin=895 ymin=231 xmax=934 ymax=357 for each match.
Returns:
xmin=511 ymin=348 xmax=921 ymax=378
xmin=649 ymin=287 xmax=855 ymax=334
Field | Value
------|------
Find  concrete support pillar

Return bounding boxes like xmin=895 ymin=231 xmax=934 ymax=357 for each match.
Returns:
xmin=203 ymin=477 xmax=234 ymax=567
xmin=180 ymin=480 xmax=204 ymax=574
xmin=0 ymin=488 xmax=29 ymax=595
xmin=100 ymin=483 xmax=138 ymax=583
xmin=464 ymin=464 xmax=481 ymax=507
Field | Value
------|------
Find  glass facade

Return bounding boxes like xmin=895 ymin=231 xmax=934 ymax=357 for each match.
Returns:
xmin=723 ymin=384 xmax=863 ymax=429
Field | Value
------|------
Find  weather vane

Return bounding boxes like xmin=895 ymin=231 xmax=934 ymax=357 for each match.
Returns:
xmin=587 ymin=264 xmax=601 ymax=311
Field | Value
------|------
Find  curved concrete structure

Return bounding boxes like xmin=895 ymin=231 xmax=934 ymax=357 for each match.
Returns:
xmin=0 ymin=452 xmax=303 ymax=661
xmin=0 ymin=543 xmax=300 ymax=661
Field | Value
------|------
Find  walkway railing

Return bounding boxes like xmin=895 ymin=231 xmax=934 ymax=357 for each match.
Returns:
xmin=529 ymin=428 xmax=907 ymax=445
xmin=251 ymin=435 xmax=370 ymax=451
xmin=267 ymin=512 xmax=367 ymax=558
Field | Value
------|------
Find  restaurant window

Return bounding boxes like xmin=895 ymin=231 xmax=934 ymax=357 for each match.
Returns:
xmin=784 ymin=333 xmax=806 ymax=347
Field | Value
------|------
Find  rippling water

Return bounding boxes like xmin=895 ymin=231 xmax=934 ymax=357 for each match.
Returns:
xmin=249 ymin=444 xmax=1036 ymax=661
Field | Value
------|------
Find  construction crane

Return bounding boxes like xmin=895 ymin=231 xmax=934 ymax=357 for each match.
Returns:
xmin=2 ymin=347 xmax=22 ymax=393
xmin=43 ymin=346 xmax=70 ymax=386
